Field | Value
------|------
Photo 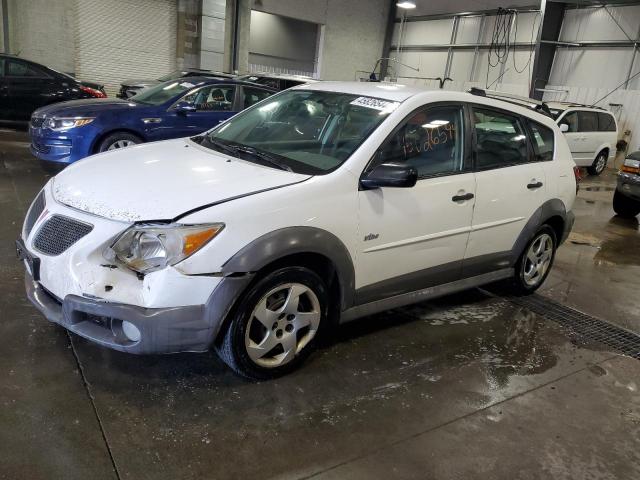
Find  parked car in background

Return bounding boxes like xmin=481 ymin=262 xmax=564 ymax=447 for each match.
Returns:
xmin=0 ymin=54 xmax=106 ymax=124
xmin=614 ymin=151 xmax=640 ymax=217
xmin=236 ymin=72 xmax=317 ymax=90
xmin=117 ymin=69 xmax=236 ymax=98
xmin=548 ymin=102 xmax=618 ymax=176
xmin=29 ymin=77 xmax=275 ymax=171
xmin=18 ymin=82 xmax=576 ymax=379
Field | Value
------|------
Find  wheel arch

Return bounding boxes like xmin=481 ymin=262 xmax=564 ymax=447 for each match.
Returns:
xmin=91 ymin=128 xmax=146 ymax=154
xmin=511 ymin=199 xmax=569 ymax=263
xmin=220 ymin=227 xmax=356 ymax=311
xmin=594 ymin=144 xmax=611 ymax=161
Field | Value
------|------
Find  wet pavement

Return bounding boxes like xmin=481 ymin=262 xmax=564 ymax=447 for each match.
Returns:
xmin=1 ymin=130 xmax=639 ymax=479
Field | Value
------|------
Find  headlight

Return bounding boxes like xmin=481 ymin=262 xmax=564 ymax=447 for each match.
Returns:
xmin=105 ymin=223 xmax=224 ymax=274
xmin=44 ymin=117 xmax=94 ymax=131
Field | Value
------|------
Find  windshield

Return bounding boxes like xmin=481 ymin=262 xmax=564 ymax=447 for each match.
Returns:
xmin=202 ymin=90 xmax=399 ymax=174
xmin=131 ymin=80 xmax=199 ymax=105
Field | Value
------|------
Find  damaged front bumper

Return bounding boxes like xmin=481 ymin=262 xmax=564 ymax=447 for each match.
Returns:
xmin=23 ymin=268 xmax=253 ymax=355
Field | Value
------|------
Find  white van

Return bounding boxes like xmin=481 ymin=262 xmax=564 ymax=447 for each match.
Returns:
xmin=548 ymin=102 xmax=618 ymax=176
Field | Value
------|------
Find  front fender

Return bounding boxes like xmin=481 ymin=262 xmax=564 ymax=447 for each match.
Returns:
xmin=221 ymin=226 xmax=356 ymax=310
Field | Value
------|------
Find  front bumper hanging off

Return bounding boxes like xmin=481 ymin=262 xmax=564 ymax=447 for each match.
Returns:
xmin=22 ymin=268 xmax=253 ymax=355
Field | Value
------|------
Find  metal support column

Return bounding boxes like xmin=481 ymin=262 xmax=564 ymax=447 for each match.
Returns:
xmin=529 ymin=0 xmax=566 ymax=99
xmin=380 ymin=0 xmax=398 ymax=80
xmin=443 ymin=15 xmax=460 ymax=80
xmin=469 ymin=15 xmax=485 ymax=82
xmin=1 ymin=0 xmax=9 ymax=54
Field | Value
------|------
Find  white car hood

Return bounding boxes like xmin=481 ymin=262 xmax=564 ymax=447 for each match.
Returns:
xmin=52 ymin=138 xmax=310 ymax=222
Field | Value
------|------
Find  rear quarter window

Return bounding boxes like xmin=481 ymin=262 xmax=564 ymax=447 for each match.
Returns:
xmin=528 ymin=120 xmax=554 ymax=161
xmin=597 ymin=112 xmax=616 ymax=132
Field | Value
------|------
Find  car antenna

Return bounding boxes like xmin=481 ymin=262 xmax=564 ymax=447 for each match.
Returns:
xmin=589 ymin=69 xmax=640 ymax=107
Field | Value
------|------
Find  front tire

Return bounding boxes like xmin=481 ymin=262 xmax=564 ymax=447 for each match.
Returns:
xmin=613 ymin=190 xmax=640 ymax=218
xmin=587 ymin=151 xmax=608 ymax=176
xmin=507 ymin=225 xmax=557 ymax=295
xmin=98 ymin=132 xmax=142 ymax=152
xmin=216 ymin=267 xmax=328 ymax=380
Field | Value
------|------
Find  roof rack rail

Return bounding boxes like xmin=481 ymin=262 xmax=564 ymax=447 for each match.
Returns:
xmin=546 ymin=100 xmax=606 ymax=111
xmin=468 ymin=87 xmax=553 ymax=117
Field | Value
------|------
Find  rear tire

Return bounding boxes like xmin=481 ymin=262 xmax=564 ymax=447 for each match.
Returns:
xmin=216 ymin=267 xmax=328 ymax=380
xmin=587 ymin=151 xmax=608 ymax=176
xmin=505 ymin=225 xmax=557 ymax=295
xmin=98 ymin=132 xmax=142 ymax=152
xmin=613 ymin=190 xmax=640 ymax=218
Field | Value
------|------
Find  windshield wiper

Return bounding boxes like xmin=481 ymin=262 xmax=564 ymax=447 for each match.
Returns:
xmin=202 ymin=136 xmax=292 ymax=172
xmin=203 ymin=137 xmax=240 ymax=157
xmin=232 ymin=145 xmax=292 ymax=172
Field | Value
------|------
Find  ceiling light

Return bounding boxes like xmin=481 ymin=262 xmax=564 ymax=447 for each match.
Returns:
xmin=397 ymin=1 xmax=416 ymax=9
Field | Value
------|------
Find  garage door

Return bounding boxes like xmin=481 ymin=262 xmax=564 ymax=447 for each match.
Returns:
xmin=75 ymin=0 xmax=177 ymax=96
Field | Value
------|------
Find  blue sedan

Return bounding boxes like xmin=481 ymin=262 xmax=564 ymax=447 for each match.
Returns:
xmin=29 ymin=77 xmax=276 ymax=170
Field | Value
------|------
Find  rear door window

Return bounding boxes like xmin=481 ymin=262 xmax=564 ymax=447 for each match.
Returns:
xmin=473 ymin=107 xmax=530 ymax=170
xmin=577 ymin=111 xmax=598 ymax=132
xmin=597 ymin=112 xmax=616 ymax=132
xmin=528 ymin=120 xmax=555 ymax=161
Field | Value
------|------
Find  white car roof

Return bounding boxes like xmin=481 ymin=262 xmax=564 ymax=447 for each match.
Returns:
xmin=296 ymin=81 xmax=427 ymax=102
xmin=294 ymin=81 xmax=557 ymax=126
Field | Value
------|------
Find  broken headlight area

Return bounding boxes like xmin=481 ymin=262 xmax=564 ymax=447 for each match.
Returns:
xmin=105 ymin=223 xmax=224 ymax=274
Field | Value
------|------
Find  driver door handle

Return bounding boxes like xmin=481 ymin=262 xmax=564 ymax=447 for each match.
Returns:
xmin=452 ymin=192 xmax=474 ymax=202
xmin=527 ymin=181 xmax=543 ymax=189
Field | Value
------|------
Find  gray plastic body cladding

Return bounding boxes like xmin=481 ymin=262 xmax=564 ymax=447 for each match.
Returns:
xmin=221 ymin=226 xmax=356 ymax=309
xmin=508 ymin=198 xmax=570 ymax=261
xmin=24 ymin=271 xmax=253 ymax=354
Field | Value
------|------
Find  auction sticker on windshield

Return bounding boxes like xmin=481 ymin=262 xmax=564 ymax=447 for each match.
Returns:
xmin=350 ymin=97 xmax=400 ymax=112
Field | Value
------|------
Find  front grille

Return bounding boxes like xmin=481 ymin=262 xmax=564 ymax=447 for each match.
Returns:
xmin=33 ymin=215 xmax=93 ymax=256
xmin=31 ymin=116 xmax=45 ymax=128
xmin=24 ymin=190 xmax=46 ymax=238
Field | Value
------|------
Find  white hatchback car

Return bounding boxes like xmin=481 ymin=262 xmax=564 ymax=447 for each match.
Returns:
xmin=548 ymin=102 xmax=618 ymax=176
xmin=18 ymin=82 xmax=577 ymax=379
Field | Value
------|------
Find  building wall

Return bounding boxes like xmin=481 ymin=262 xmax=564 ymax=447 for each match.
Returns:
xmin=7 ymin=0 xmax=76 ymax=74
xmin=390 ymin=9 xmax=540 ymax=92
xmin=253 ymin=0 xmax=390 ymax=81
xmin=75 ymin=0 xmax=177 ymax=95
xmin=249 ymin=10 xmax=318 ymax=74
xmin=549 ymin=5 xmax=640 ymax=91
xmin=201 ymin=0 xmax=226 ymax=71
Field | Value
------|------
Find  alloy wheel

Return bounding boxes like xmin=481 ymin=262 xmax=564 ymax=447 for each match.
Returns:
xmin=523 ymin=233 xmax=553 ymax=287
xmin=595 ymin=154 xmax=607 ymax=174
xmin=107 ymin=139 xmax=135 ymax=150
xmin=245 ymin=283 xmax=321 ymax=368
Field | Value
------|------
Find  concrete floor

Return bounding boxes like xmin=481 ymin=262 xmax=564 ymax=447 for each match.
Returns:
xmin=1 ymin=130 xmax=639 ymax=480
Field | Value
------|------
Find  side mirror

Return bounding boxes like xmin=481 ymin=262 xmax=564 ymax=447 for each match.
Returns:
xmin=174 ymin=101 xmax=197 ymax=115
xmin=559 ymin=123 xmax=569 ymax=133
xmin=360 ymin=163 xmax=418 ymax=189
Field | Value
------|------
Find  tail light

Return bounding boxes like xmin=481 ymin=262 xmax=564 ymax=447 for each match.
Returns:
xmin=573 ymin=166 xmax=581 ymax=193
xmin=621 ymin=158 xmax=640 ymax=174
xmin=79 ymin=85 xmax=107 ymax=98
